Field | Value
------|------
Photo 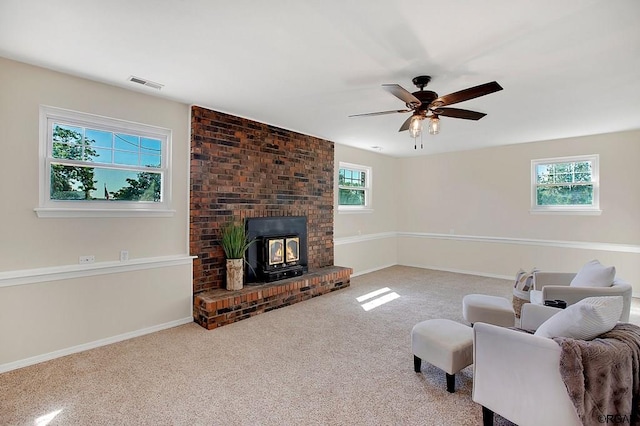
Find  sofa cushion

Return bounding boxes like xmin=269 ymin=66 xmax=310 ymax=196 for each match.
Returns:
xmin=570 ymin=260 xmax=615 ymax=288
xmin=534 ymin=296 xmax=623 ymax=340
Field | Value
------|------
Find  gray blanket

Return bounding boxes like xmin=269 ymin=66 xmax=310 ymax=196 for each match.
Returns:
xmin=553 ymin=323 xmax=640 ymax=426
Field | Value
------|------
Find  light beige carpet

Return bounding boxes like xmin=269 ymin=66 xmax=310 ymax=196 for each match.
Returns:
xmin=2 ymin=266 xmax=636 ymax=425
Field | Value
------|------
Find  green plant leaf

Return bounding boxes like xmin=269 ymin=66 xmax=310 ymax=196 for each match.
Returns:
xmin=220 ymin=220 xmax=255 ymax=259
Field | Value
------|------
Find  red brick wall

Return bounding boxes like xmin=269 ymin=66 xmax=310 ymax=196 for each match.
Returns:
xmin=190 ymin=106 xmax=335 ymax=293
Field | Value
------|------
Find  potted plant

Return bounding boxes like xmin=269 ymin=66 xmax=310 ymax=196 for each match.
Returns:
xmin=220 ymin=220 xmax=255 ymax=290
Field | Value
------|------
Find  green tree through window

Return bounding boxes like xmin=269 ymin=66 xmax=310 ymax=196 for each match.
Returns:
xmin=51 ymin=126 xmax=98 ymax=200
xmin=111 ymin=172 xmax=161 ymax=202
xmin=48 ymin=122 xmax=164 ymax=202
xmin=338 ymin=163 xmax=371 ymax=209
xmin=532 ymin=155 xmax=599 ymax=212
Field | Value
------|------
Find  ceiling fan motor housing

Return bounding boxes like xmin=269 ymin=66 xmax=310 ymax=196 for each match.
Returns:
xmin=412 ymin=90 xmax=438 ymax=109
xmin=410 ymin=76 xmax=438 ymax=110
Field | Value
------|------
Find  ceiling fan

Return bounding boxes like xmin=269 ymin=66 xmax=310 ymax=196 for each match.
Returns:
xmin=349 ymin=75 xmax=503 ymax=147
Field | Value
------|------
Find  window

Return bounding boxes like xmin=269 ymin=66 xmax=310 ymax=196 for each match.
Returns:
xmin=531 ymin=154 xmax=600 ymax=214
xmin=338 ymin=162 xmax=372 ymax=212
xmin=36 ymin=106 xmax=173 ymax=217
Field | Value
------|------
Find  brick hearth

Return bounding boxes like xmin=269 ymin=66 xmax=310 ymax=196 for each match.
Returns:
xmin=194 ymin=266 xmax=352 ymax=329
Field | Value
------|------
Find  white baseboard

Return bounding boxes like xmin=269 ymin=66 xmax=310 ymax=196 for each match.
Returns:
xmin=350 ymin=262 xmax=512 ymax=281
xmin=350 ymin=263 xmax=397 ymax=278
xmin=399 ymin=263 xmax=513 ymax=281
xmin=0 ymin=317 xmax=194 ymax=374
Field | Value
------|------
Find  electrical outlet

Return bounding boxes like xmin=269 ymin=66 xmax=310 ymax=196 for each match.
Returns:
xmin=79 ymin=255 xmax=95 ymax=264
xmin=120 ymin=250 xmax=129 ymax=262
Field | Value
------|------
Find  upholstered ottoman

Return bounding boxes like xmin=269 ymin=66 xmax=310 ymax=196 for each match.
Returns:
xmin=411 ymin=319 xmax=473 ymax=393
xmin=462 ymin=294 xmax=515 ymax=327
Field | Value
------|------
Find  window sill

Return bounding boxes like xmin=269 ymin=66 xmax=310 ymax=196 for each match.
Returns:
xmin=338 ymin=208 xmax=374 ymax=215
xmin=529 ymin=208 xmax=602 ymax=216
xmin=34 ymin=207 xmax=176 ymax=218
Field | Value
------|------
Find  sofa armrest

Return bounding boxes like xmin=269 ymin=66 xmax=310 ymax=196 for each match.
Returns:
xmin=472 ymin=323 xmax=580 ymax=425
xmin=542 ymin=284 xmax=631 ymax=321
xmin=520 ymin=304 xmax=563 ymax=331
xmin=532 ymin=272 xmax=575 ymax=290
xmin=613 ymin=280 xmax=633 ymax=322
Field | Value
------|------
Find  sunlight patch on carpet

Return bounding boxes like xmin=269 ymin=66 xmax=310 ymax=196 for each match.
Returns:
xmin=35 ymin=409 xmax=62 ymax=426
xmin=356 ymin=287 xmax=392 ymax=302
xmin=360 ymin=290 xmax=400 ymax=311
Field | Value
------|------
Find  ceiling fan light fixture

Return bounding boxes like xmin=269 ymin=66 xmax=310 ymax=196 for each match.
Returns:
xmin=428 ymin=116 xmax=440 ymax=135
xmin=409 ymin=115 xmax=423 ymax=138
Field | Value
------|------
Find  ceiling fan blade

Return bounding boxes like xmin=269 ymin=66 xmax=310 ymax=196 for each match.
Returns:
xmin=382 ymin=84 xmax=421 ymax=107
xmin=398 ymin=115 xmax=412 ymax=132
xmin=349 ymin=109 xmax=410 ymax=118
xmin=431 ymin=81 xmax=503 ymax=107
xmin=432 ymin=107 xmax=487 ymax=121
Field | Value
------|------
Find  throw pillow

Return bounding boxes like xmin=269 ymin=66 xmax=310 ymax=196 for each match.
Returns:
xmin=570 ymin=259 xmax=615 ymax=288
xmin=534 ymin=296 xmax=623 ymax=340
xmin=514 ymin=267 xmax=537 ymax=292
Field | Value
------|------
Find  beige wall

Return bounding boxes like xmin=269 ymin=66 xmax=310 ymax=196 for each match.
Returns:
xmin=397 ymin=131 xmax=640 ymax=242
xmin=397 ymin=131 xmax=640 ymax=293
xmin=334 ymin=144 xmax=398 ymax=274
xmin=335 ymin=131 xmax=639 ymax=294
xmin=0 ymin=57 xmax=190 ymax=269
xmin=0 ymin=264 xmax=193 ymax=368
xmin=0 ymin=58 xmax=193 ymax=370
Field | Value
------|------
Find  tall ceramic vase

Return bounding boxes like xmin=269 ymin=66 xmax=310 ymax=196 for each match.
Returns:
xmin=226 ymin=258 xmax=244 ymax=290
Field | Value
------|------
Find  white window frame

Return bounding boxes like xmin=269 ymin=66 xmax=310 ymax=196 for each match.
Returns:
xmin=338 ymin=162 xmax=373 ymax=214
xmin=530 ymin=154 xmax=601 ymax=215
xmin=36 ymin=105 xmax=174 ymax=218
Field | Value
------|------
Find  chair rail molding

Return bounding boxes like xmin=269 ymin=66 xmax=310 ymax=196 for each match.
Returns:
xmin=0 ymin=255 xmax=196 ymax=288
xmin=396 ymin=232 xmax=640 ymax=254
xmin=334 ymin=232 xmax=397 ymax=246
xmin=335 ymin=231 xmax=640 ymax=254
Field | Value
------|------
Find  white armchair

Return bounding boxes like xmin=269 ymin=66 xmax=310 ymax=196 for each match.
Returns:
xmin=472 ymin=303 xmax=581 ymax=426
xmin=530 ymin=271 xmax=631 ymax=322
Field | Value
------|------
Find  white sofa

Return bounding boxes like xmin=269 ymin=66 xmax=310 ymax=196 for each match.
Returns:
xmin=530 ymin=271 xmax=632 ymax=322
xmin=472 ymin=303 xmax=581 ymax=426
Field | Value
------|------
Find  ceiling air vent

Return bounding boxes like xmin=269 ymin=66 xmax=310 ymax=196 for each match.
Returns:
xmin=128 ymin=76 xmax=164 ymax=90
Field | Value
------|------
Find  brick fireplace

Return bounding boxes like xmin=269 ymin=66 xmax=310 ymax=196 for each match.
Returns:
xmin=190 ymin=106 xmax=351 ymax=328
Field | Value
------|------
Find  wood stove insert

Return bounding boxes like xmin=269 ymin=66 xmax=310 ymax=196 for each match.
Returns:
xmin=246 ymin=216 xmax=308 ymax=283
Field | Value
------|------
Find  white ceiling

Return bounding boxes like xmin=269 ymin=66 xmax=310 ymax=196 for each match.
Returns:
xmin=1 ymin=0 xmax=639 ymax=157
